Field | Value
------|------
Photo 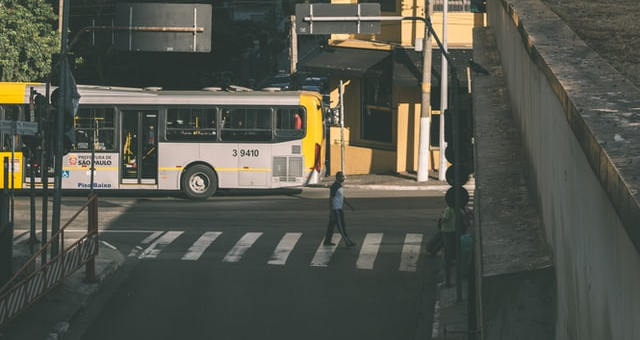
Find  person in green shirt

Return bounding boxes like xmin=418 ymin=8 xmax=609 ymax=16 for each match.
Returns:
xmin=439 ymin=206 xmax=459 ymax=287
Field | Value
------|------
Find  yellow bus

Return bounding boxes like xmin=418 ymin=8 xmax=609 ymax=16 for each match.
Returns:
xmin=0 ymin=82 xmax=325 ymax=199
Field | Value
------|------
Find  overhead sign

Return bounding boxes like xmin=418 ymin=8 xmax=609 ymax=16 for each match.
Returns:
xmin=296 ymin=3 xmax=381 ymax=35
xmin=0 ymin=120 xmax=38 ymax=135
xmin=114 ymin=3 xmax=212 ymax=52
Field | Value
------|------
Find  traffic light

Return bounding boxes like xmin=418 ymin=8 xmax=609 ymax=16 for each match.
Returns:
xmin=23 ymin=93 xmax=48 ymax=150
xmin=470 ymin=0 xmax=486 ymax=13
xmin=50 ymin=87 xmax=78 ymax=155
xmin=443 ymin=104 xmax=473 ymax=209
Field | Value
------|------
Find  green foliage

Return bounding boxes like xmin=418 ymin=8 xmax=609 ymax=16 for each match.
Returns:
xmin=0 ymin=0 xmax=59 ymax=82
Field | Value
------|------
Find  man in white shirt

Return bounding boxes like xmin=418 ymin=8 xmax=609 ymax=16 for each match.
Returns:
xmin=323 ymin=171 xmax=355 ymax=247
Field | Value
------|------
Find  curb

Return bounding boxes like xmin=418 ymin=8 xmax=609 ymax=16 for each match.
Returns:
xmin=44 ymin=245 xmax=124 ymax=340
xmin=344 ymin=184 xmax=451 ymax=191
xmin=309 ymin=184 xmax=475 ymax=191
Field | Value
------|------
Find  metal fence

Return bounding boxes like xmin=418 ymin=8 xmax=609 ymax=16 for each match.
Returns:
xmin=0 ymin=194 xmax=99 ymax=329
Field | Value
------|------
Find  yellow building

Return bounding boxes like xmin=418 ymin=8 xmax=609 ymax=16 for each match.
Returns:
xmin=299 ymin=0 xmax=477 ymax=176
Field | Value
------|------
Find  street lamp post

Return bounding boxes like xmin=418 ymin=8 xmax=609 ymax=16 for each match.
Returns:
xmin=439 ymin=0 xmax=449 ymax=181
xmin=417 ymin=1 xmax=433 ymax=182
xmin=51 ymin=0 xmax=70 ymax=257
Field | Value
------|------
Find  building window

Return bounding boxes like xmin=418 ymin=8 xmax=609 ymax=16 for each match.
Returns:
xmin=362 ymin=73 xmax=393 ymax=144
xmin=220 ymin=107 xmax=272 ymax=142
xmin=360 ymin=0 xmax=396 ymax=12
xmin=166 ymin=108 xmax=217 ymax=141
xmin=74 ymin=108 xmax=115 ymax=151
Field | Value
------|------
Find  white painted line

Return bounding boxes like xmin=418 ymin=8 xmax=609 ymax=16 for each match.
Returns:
xmin=98 ymin=229 xmax=164 ymax=233
xmin=100 ymin=240 xmax=118 ymax=250
xmin=356 ymin=233 xmax=382 ymax=270
xmin=14 ymin=229 xmax=164 ymax=234
xmin=399 ymin=233 xmax=423 ymax=272
xmin=140 ymin=231 xmax=165 ymax=245
xmin=138 ymin=231 xmax=183 ymax=259
xmin=222 ymin=232 xmax=262 ymax=263
xmin=268 ymin=233 xmax=302 ymax=265
xmin=13 ymin=231 xmax=28 ymax=241
xmin=431 ymin=299 xmax=441 ymax=339
xmin=12 ymin=232 xmax=30 ymax=245
xmin=128 ymin=231 xmax=166 ymax=257
xmin=310 ymin=234 xmax=341 ymax=267
xmin=182 ymin=232 xmax=222 ymax=261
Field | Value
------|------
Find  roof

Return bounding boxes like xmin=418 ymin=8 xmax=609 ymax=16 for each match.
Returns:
xmin=298 ymin=47 xmax=390 ymax=76
xmin=393 ymin=48 xmax=474 ymax=87
xmin=0 ymin=82 xmax=320 ymax=106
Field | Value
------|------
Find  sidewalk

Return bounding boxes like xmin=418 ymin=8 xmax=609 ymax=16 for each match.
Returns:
xmin=0 ymin=241 xmax=124 ymax=340
xmin=316 ymin=171 xmax=474 ymax=191
xmin=432 ymin=281 xmax=472 ymax=340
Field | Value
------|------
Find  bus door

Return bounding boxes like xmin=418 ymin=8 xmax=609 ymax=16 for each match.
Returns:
xmin=121 ymin=110 xmax=158 ymax=184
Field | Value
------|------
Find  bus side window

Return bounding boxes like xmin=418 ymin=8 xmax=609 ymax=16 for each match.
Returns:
xmin=220 ymin=108 xmax=272 ymax=142
xmin=73 ymin=108 xmax=115 ymax=151
xmin=167 ymin=108 xmax=217 ymax=141
xmin=275 ymin=107 xmax=305 ymax=141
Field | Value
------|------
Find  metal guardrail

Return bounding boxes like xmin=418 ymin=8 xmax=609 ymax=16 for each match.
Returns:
xmin=0 ymin=194 xmax=99 ymax=328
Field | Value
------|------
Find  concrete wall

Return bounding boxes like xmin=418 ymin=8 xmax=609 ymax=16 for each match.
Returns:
xmin=473 ymin=28 xmax=555 ymax=340
xmin=485 ymin=0 xmax=640 ymax=339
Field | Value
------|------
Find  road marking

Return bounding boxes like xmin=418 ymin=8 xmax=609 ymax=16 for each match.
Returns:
xmin=182 ymin=232 xmax=222 ymax=261
xmin=14 ymin=229 xmax=167 ymax=234
xmin=140 ymin=231 xmax=165 ymax=244
xmin=310 ymin=233 xmax=341 ymax=267
xmin=222 ymin=232 xmax=262 ymax=263
xmin=356 ymin=233 xmax=382 ymax=270
xmin=268 ymin=233 xmax=302 ymax=265
xmin=128 ymin=231 xmax=165 ymax=257
xmin=100 ymin=240 xmax=118 ymax=250
xmin=13 ymin=231 xmax=28 ymax=240
xmin=399 ymin=233 xmax=423 ymax=272
xmin=12 ymin=232 xmax=29 ymax=245
xmin=139 ymin=231 xmax=183 ymax=259
xmin=431 ymin=299 xmax=441 ymax=339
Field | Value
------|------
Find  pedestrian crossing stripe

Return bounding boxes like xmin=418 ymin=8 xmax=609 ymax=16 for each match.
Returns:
xmin=356 ymin=233 xmax=383 ymax=270
xmin=139 ymin=231 xmax=184 ymax=259
xmin=268 ymin=232 xmax=302 ymax=265
xmin=310 ymin=233 xmax=341 ymax=267
xmin=182 ymin=232 xmax=222 ymax=261
xmin=223 ymin=232 xmax=263 ymax=263
xmin=133 ymin=231 xmax=425 ymax=272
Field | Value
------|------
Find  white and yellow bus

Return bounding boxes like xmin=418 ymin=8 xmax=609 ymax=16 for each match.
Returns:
xmin=0 ymin=82 xmax=325 ymax=199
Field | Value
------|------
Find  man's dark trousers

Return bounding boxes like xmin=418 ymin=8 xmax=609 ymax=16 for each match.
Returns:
xmin=325 ymin=209 xmax=350 ymax=243
xmin=442 ymin=231 xmax=457 ymax=285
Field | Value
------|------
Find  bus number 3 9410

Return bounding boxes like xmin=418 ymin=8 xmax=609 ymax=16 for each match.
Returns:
xmin=232 ymin=149 xmax=260 ymax=157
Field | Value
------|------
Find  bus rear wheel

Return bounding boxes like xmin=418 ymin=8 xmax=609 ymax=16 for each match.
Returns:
xmin=181 ymin=165 xmax=217 ymax=200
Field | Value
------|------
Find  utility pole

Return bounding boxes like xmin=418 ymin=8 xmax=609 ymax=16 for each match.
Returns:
xmin=439 ymin=0 xmax=449 ymax=181
xmin=417 ymin=0 xmax=433 ymax=182
xmin=58 ymin=0 xmax=63 ymax=34
xmin=339 ymin=80 xmax=346 ymax=174
xmin=52 ymin=0 xmax=70 ymax=257
xmin=289 ymin=15 xmax=297 ymax=76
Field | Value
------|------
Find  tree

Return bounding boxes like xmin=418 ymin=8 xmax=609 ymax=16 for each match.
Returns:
xmin=0 ymin=0 xmax=59 ymax=82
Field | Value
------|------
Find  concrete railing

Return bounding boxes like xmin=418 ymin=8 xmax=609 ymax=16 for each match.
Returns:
xmin=484 ymin=0 xmax=640 ymax=339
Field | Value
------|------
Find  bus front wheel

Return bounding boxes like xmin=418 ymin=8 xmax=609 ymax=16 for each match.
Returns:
xmin=181 ymin=165 xmax=217 ymax=200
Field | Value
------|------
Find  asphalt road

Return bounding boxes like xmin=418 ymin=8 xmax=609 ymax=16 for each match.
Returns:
xmin=13 ymin=188 xmax=447 ymax=340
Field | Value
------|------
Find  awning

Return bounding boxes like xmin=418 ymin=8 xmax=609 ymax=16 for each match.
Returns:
xmin=298 ymin=47 xmax=390 ymax=76
xmin=393 ymin=48 xmax=474 ymax=87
